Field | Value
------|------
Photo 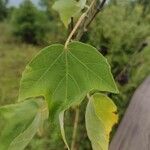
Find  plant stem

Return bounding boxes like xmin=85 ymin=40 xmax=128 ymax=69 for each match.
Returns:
xmin=75 ymin=0 xmax=107 ymax=40
xmin=64 ymin=13 xmax=86 ymax=49
xmin=66 ymin=1 xmax=107 ymax=149
xmin=64 ymin=0 xmax=95 ymax=49
xmin=71 ymin=106 xmax=80 ymax=150
xmin=86 ymin=0 xmax=107 ymax=28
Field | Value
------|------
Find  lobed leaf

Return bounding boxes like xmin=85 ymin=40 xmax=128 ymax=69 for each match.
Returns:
xmin=85 ymin=93 xmax=118 ymax=150
xmin=19 ymin=41 xmax=118 ymax=149
xmin=0 ymin=97 xmax=49 ymax=150
xmin=19 ymin=41 xmax=118 ymax=114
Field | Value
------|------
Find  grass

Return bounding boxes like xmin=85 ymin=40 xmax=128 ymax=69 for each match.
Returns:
xmin=0 ymin=22 xmax=40 ymax=105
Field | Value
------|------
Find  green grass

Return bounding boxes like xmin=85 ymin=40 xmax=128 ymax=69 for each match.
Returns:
xmin=0 ymin=22 xmax=40 ymax=105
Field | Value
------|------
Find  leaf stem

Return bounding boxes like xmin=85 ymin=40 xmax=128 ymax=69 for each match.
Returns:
xmin=64 ymin=13 xmax=86 ymax=50
xmin=71 ymin=106 xmax=80 ymax=150
xmin=75 ymin=0 xmax=107 ymax=40
xmin=64 ymin=0 xmax=95 ymax=49
xmin=87 ymin=93 xmax=91 ymax=100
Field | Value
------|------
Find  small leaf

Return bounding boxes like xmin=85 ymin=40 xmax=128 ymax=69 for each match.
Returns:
xmin=52 ymin=0 xmax=86 ymax=27
xmin=78 ymin=0 xmax=87 ymax=8
xmin=19 ymin=41 xmax=118 ymax=116
xmin=85 ymin=93 xmax=118 ymax=150
xmin=0 ymin=97 xmax=49 ymax=150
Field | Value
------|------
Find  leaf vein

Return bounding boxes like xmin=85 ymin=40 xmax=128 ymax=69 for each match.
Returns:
xmin=68 ymin=73 xmax=81 ymax=93
xmin=69 ymin=51 xmax=112 ymax=89
xmin=30 ymin=51 xmax=64 ymax=87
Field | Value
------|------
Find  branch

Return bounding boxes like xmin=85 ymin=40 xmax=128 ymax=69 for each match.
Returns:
xmin=65 ymin=0 xmax=107 ymax=48
xmin=65 ymin=0 xmax=95 ymax=49
xmin=75 ymin=0 xmax=107 ymax=40
xmin=65 ymin=13 xmax=86 ymax=49
xmin=97 ymin=0 xmax=107 ymax=10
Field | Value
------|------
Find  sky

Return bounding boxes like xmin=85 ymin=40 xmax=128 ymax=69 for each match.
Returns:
xmin=8 ymin=0 xmax=39 ymax=7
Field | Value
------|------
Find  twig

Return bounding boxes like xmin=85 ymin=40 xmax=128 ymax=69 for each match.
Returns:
xmin=75 ymin=0 xmax=107 ymax=40
xmin=64 ymin=0 xmax=95 ymax=49
xmin=64 ymin=13 xmax=86 ymax=49
xmin=71 ymin=106 xmax=80 ymax=150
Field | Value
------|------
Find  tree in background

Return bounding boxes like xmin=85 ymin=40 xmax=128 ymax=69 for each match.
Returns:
xmin=89 ymin=3 xmax=150 ymax=118
xmin=39 ymin=0 xmax=56 ymax=20
xmin=137 ymin=0 xmax=150 ymax=11
xmin=11 ymin=0 xmax=49 ymax=44
xmin=38 ymin=0 xmax=67 ymax=43
xmin=111 ymin=0 xmax=150 ymax=12
xmin=0 ymin=0 xmax=8 ymax=21
xmin=137 ymin=0 xmax=150 ymax=7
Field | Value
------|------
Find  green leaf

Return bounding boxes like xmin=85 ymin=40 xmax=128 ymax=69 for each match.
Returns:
xmin=19 ymin=41 xmax=118 ymax=114
xmin=85 ymin=93 xmax=118 ymax=150
xmin=19 ymin=41 xmax=118 ymax=149
xmin=52 ymin=0 xmax=86 ymax=27
xmin=78 ymin=0 xmax=87 ymax=8
xmin=0 ymin=97 xmax=49 ymax=150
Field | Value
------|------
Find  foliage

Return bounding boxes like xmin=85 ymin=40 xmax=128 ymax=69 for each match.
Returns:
xmin=89 ymin=4 xmax=150 ymax=116
xmin=0 ymin=22 xmax=54 ymax=150
xmin=89 ymin=4 xmax=150 ymax=80
xmin=0 ymin=32 xmax=118 ymax=149
xmin=0 ymin=0 xmax=8 ymax=21
xmin=0 ymin=0 xmax=150 ymax=150
xmin=0 ymin=97 xmax=48 ymax=150
xmin=11 ymin=0 xmax=50 ymax=45
xmin=19 ymin=41 xmax=118 ymax=149
xmin=137 ymin=0 xmax=150 ymax=11
xmin=39 ymin=0 xmax=56 ymax=20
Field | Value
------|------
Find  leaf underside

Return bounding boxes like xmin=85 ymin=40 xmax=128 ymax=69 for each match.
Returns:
xmin=0 ymin=97 xmax=48 ymax=150
xmin=85 ymin=93 xmax=118 ymax=150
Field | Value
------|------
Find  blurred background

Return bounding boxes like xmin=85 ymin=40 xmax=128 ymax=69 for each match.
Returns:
xmin=0 ymin=0 xmax=150 ymax=149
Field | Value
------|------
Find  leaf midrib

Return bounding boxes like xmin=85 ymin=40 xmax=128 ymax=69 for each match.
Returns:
xmin=65 ymin=51 xmax=68 ymax=103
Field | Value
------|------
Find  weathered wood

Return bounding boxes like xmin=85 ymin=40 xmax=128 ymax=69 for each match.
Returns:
xmin=109 ymin=76 xmax=150 ymax=150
